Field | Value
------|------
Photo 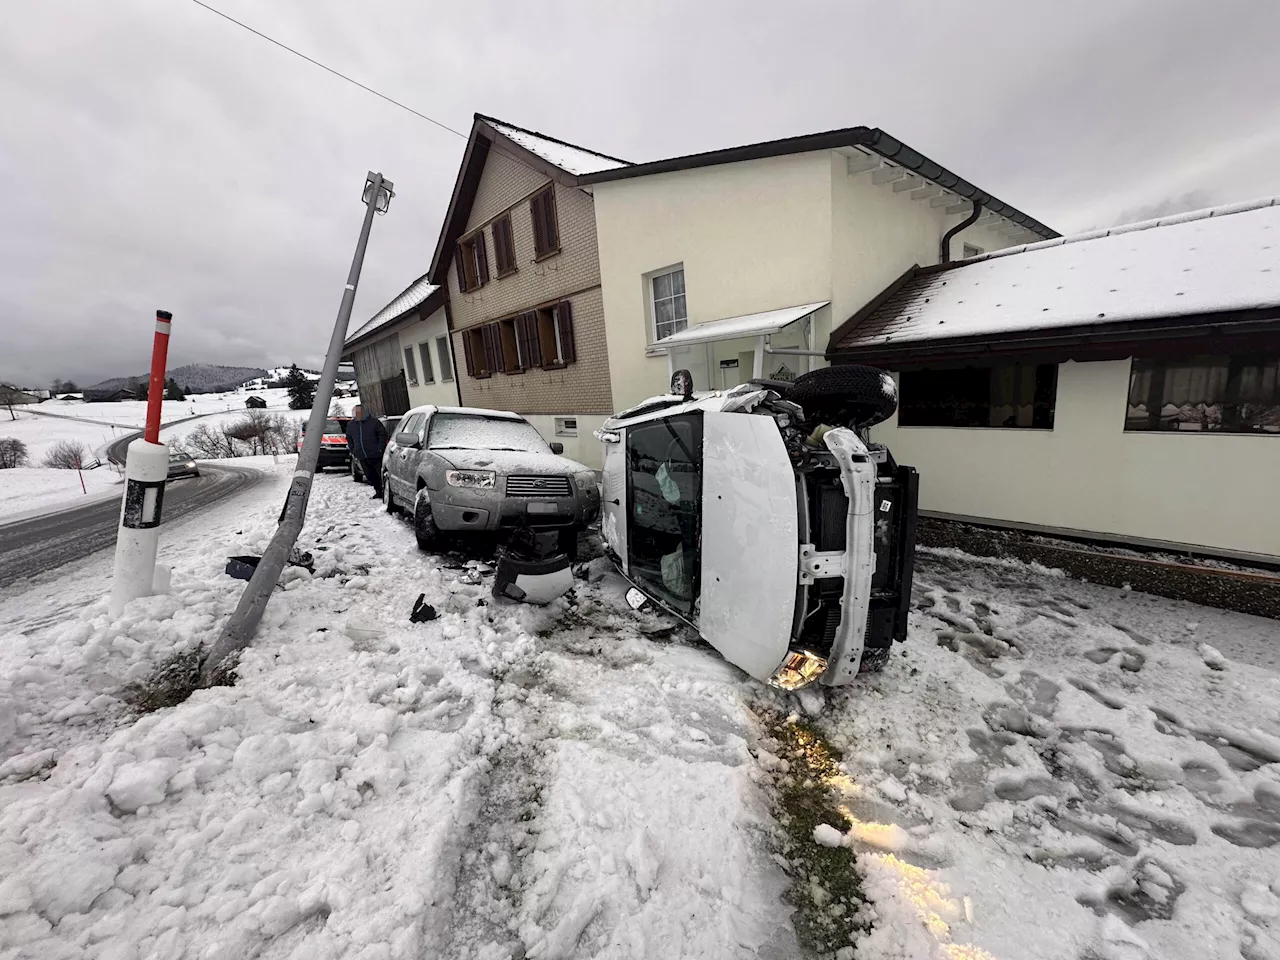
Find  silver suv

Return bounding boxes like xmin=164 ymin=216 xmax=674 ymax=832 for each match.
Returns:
xmin=381 ymin=405 xmax=600 ymax=554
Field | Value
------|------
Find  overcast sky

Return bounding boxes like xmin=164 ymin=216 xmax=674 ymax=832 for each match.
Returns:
xmin=2 ymin=0 xmax=1278 ymax=387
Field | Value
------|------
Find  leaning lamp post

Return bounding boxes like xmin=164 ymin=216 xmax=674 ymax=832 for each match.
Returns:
xmin=200 ymin=171 xmax=393 ymax=684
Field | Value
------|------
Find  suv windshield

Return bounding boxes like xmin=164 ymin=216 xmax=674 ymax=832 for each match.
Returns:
xmin=625 ymin=414 xmax=703 ymax=615
xmin=427 ymin=414 xmax=547 ymax=453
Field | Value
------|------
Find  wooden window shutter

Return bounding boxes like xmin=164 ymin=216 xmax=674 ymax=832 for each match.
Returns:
xmin=481 ymin=323 xmax=501 ymax=375
xmin=540 ymin=189 xmax=559 ymax=254
xmin=530 ymin=192 xmax=547 ymax=256
xmin=474 ymin=232 xmax=490 ymax=285
xmin=461 ymin=330 xmax=476 ymax=377
xmin=555 ymin=301 xmax=575 ymax=364
xmin=516 ymin=313 xmax=540 ymax=370
xmin=454 ymin=247 xmax=469 ymax=292
xmin=497 ymin=216 xmax=516 ymax=274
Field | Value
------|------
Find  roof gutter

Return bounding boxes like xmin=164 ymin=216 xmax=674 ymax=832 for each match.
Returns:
xmin=940 ymin=199 xmax=983 ymax=264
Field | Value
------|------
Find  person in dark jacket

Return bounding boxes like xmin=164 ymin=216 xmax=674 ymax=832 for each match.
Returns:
xmin=345 ymin=405 xmax=390 ymax=498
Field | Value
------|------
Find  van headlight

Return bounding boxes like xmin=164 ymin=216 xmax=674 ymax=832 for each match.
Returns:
xmin=574 ymin=471 xmax=598 ymax=493
xmin=768 ymin=650 xmax=829 ymax=690
xmin=445 ymin=470 xmax=495 ymax=489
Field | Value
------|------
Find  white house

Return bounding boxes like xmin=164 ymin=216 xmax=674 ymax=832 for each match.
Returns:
xmin=828 ymin=197 xmax=1280 ymax=563
xmin=343 ymin=275 xmax=460 ymax=415
xmin=580 ymin=125 xmax=1056 ymax=412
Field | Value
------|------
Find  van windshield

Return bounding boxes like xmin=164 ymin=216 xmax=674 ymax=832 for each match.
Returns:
xmin=624 ymin=414 xmax=703 ymax=615
xmin=427 ymin=414 xmax=547 ymax=453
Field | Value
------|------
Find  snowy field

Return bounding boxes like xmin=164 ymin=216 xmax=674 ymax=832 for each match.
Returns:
xmin=1 ymin=471 xmax=1278 ymax=959
xmin=0 ymin=389 xmax=303 ymax=522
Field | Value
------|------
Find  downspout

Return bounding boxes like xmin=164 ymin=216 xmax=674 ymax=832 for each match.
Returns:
xmin=940 ymin=198 xmax=983 ymax=264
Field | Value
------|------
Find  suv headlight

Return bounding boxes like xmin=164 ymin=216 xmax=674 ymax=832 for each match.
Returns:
xmin=574 ymin=471 xmax=598 ymax=494
xmin=445 ymin=469 xmax=495 ymax=489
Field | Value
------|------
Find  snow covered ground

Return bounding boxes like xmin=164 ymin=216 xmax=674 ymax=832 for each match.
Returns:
xmin=1 ymin=471 xmax=1278 ymax=959
xmin=0 ymin=389 xmax=302 ymax=522
xmin=0 ymin=468 xmax=122 ymax=523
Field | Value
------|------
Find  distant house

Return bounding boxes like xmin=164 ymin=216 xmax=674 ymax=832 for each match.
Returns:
xmin=84 ymin=388 xmax=139 ymax=403
xmin=245 ymin=395 xmax=267 ymax=409
xmin=59 ymin=393 xmax=82 ymax=402
xmin=0 ymin=385 xmax=40 ymax=405
xmin=827 ymin=197 xmax=1280 ymax=564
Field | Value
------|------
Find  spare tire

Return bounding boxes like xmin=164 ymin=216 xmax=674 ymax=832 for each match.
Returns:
xmin=788 ymin=365 xmax=897 ymax=429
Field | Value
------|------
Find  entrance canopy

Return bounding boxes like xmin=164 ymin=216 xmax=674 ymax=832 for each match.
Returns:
xmin=653 ymin=301 xmax=829 ymax=349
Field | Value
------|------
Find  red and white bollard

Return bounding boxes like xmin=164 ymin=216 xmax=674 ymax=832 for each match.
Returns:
xmin=109 ymin=310 xmax=173 ymax=617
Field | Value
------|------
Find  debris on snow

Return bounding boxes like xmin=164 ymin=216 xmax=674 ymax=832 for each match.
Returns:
xmin=814 ymin=823 xmax=846 ymax=847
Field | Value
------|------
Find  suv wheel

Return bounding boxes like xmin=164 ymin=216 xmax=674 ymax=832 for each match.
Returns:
xmin=383 ymin=478 xmax=401 ymax=515
xmin=788 ymin=364 xmax=898 ymax=430
xmin=413 ymin=489 xmax=441 ymax=551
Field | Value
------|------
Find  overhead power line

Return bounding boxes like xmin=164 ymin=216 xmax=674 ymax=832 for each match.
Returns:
xmin=187 ymin=0 xmax=468 ymax=140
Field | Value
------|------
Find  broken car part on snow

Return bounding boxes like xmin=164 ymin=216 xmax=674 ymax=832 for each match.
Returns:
xmin=597 ymin=365 xmax=919 ymax=691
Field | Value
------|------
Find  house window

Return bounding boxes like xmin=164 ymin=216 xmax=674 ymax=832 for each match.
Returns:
xmin=1126 ymin=354 xmax=1280 ymax=434
xmin=460 ymin=305 xmax=577 ymax=379
xmin=530 ymin=187 xmax=560 ymax=259
xmin=651 ymin=267 xmax=687 ymax=341
xmin=899 ymin=362 xmax=1058 ymax=428
xmin=461 ymin=327 xmax=492 ymax=378
xmin=534 ymin=302 xmax=576 ymax=367
xmin=455 ymin=231 xmax=490 ymax=293
xmin=962 ymin=243 xmax=984 ymax=258
xmin=403 ymin=347 xmax=418 ymax=386
xmin=492 ymin=213 xmax=517 ymax=275
xmin=497 ymin=318 xmax=523 ymax=373
xmin=555 ymin=417 xmax=578 ymax=437
xmin=418 ymin=342 xmax=434 ymax=384
xmin=436 ymin=336 xmax=453 ymax=381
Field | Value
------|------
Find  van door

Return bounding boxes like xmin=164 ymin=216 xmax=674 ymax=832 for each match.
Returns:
xmin=697 ymin=411 xmax=798 ymax=682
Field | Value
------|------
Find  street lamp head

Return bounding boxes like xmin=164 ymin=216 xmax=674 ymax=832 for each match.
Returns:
xmin=362 ymin=172 xmax=395 ymax=215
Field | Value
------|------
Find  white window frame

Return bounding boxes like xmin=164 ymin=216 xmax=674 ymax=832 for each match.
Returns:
xmin=418 ymin=342 xmax=435 ymax=384
xmin=649 ymin=265 xmax=687 ymax=343
xmin=435 ymin=336 xmax=454 ymax=382
xmin=555 ymin=417 xmax=578 ymax=437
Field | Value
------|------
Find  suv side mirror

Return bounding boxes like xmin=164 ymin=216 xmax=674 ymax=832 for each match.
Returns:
xmin=395 ymin=432 xmax=420 ymax=449
xmin=549 ymin=442 xmax=564 ymax=455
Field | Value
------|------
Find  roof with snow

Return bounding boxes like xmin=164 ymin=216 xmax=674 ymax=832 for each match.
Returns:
xmin=829 ymin=197 xmax=1280 ymax=363
xmin=479 ymin=117 xmax=630 ymax=177
xmin=345 ymin=274 xmax=442 ymax=348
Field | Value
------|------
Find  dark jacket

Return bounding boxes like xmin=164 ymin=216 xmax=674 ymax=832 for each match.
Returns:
xmin=346 ymin=414 xmax=389 ymax=461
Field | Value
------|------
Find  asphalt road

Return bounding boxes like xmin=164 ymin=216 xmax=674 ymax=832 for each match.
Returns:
xmin=0 ymin=430 xmax=265 ymax=589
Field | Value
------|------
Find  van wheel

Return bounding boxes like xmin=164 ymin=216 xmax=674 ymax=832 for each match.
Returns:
xmin=413 ymin=490 xmax=441 ymax=551
xmin=789 ymin=365 xmax=898 ymax=429
xmin=858 ymin=646 xmax=891 ymax=674
xmin=383 ymin=478 xmax=401 ymax=515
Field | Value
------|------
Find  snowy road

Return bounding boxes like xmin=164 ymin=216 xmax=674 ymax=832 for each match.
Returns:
xmin=1 ymin=470 xmax=1278 ymax=959
xmin=0 ymin=461 xmax=264 ymax=589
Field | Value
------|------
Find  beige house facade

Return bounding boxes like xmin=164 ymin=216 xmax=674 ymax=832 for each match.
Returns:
xmin=581 ymin=129 xmax=1055 ymax=412
xmin=422 ymin=117 xmax=632 ymax=466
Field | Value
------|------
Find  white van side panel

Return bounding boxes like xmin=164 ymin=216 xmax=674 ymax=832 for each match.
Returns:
xmin=698 ymin=411 xmax=798 ymax=681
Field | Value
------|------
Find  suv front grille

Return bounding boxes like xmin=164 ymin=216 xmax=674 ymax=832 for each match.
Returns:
xmin=506 ymin=475 xmax=572 ymax=497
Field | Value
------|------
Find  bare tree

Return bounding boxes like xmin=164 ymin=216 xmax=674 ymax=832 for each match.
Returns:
xmin=184 ymin=424 xmax=236 ymax=459
xmin=270 ymin=415 xmax=302 ymax=454
xmin=329 ymin=400 xmax=347 ymax=417
xmin=0 ymin=437 xmax=29 ymax=468
xmin=43 ymin=439 xmax=88 ymax=469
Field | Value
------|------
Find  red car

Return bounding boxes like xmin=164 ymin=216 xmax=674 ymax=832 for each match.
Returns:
xmin=297 ymin=417 xmax=351 ymax=470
